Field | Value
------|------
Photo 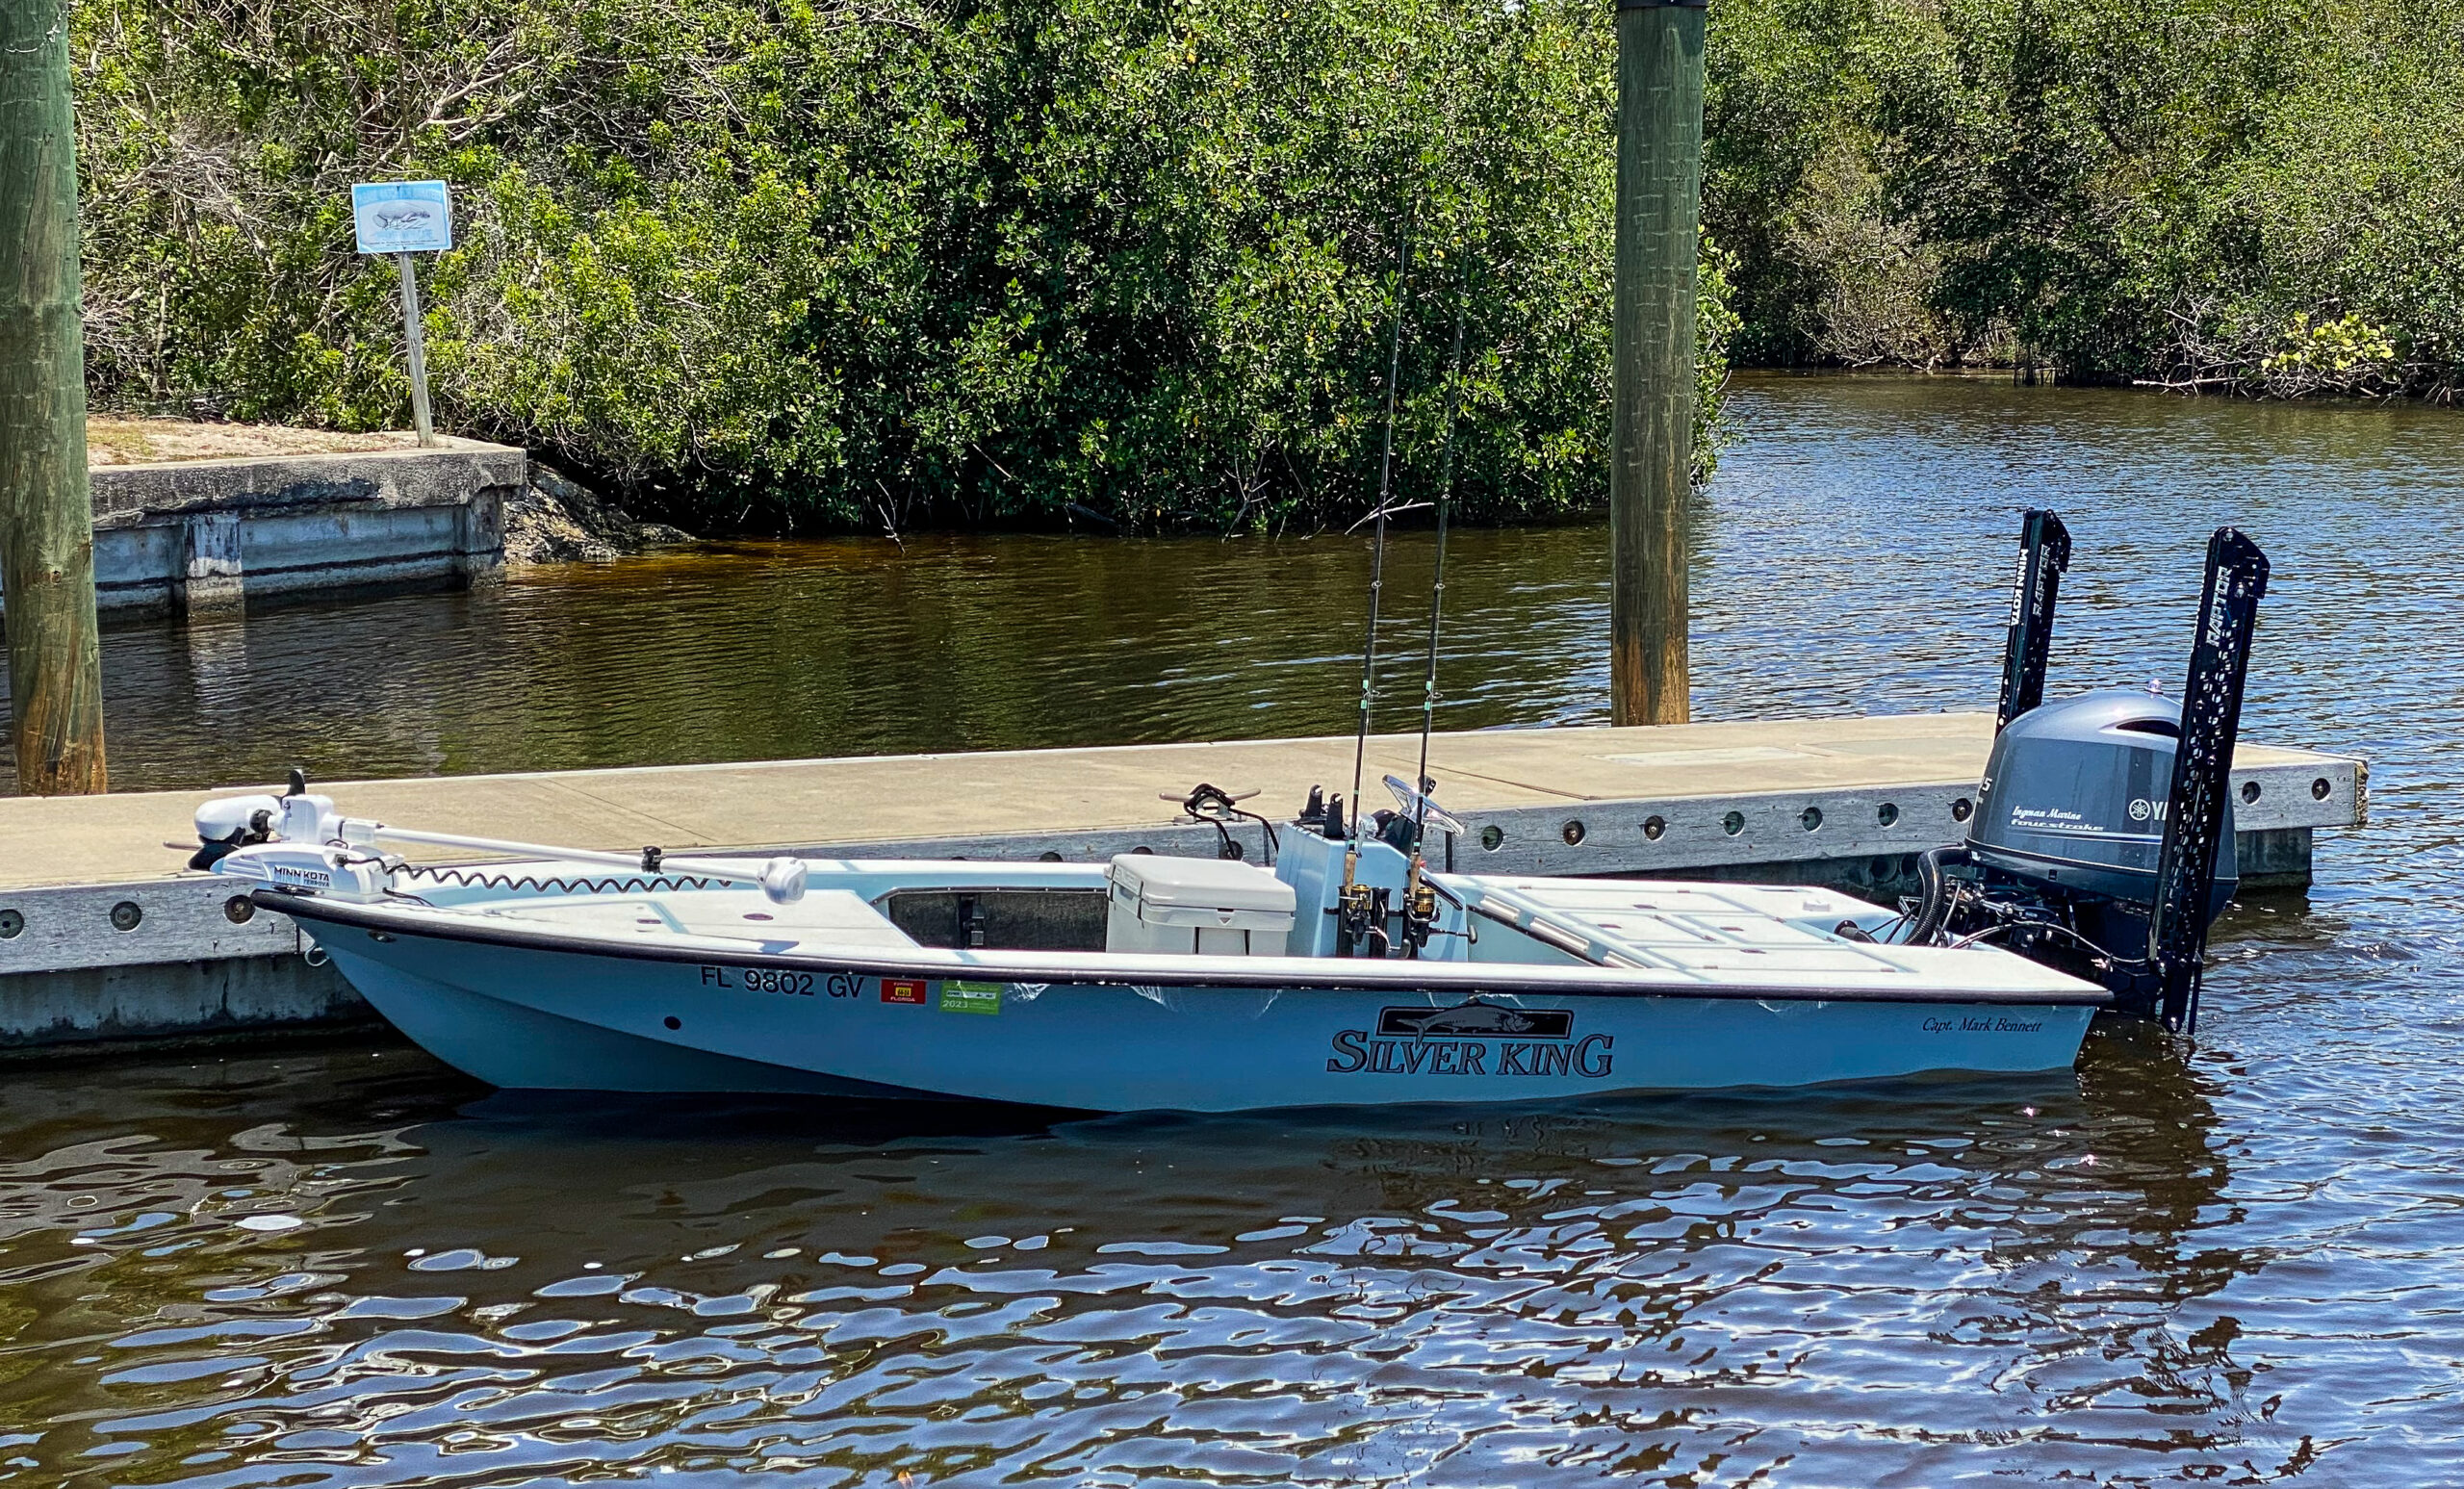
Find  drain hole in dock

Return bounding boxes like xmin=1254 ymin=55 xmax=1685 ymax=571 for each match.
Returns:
xmin=1721 ymin=811 xmax=1745 ymax=836
xmin=1561 ymin=820 xmax=1586 ymax=846
xmin=2241 ymin=781 xmax=2262 ymax=804
xmin=664 ymin=1016 xmax=681 ymax=1031
xmin=1479 ymin=826 xmax=1504 ymax=852
xmin=1800 ymin=807 xmax=1823 ymax=832
xmin=1951 ymin=797 xmax=1974 ymax=823
xmin=1643 ymin=815 xmax=1666 ymax=841
xmin=2312 ymin=777 xmax=2332 ymax=800
xmin=1877 ymin=803 xmax=1899 ymax=827
xmin=0 ymin=910 xmax=20 ymax=939
xmin=223 ymin=896 xmax=256 ymax=924
xmin=110 ymin=902 xmax=143 ymax=933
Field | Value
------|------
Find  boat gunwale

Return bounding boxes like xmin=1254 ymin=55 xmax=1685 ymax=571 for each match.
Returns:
xmin=257 ymin=890 xmax=2115 ymax=1009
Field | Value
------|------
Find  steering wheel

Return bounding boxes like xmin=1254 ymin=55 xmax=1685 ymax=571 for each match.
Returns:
xmin=1383 ymin=774 xmax=1465 ymax=836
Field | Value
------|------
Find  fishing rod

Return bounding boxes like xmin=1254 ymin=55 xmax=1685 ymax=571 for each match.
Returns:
xmin=1400 ymin=267 xmax=1471 ymax=958
xmin=1339 ymin=210 xmax=1412 ymax=957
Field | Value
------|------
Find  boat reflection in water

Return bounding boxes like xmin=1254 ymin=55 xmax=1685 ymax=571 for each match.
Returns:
xmin=0 ymin=1023 xmax=2296 ymax=1486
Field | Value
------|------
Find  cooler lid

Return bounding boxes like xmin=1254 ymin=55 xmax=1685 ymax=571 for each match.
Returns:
xmin=1106 ymin=854 xmax=1296 ymax=914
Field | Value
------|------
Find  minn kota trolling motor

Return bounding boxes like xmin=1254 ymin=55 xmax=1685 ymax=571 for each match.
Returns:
xmin=1886 ymin=511 xmax=2272 ymax=1033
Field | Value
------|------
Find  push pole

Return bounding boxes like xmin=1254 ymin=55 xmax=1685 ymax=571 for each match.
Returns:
xmin=1607 ymin=0 xmax=1707 ymax=727
xmin=0 ymin=0 xmax=108 ymax=792
xmin=395 ymin=252 xmax=436 ymax=447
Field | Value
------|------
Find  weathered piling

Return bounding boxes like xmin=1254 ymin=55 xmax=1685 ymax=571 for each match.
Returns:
xmin=0 ymin=0 xmax=108 ymax=793
xmin=1608 ymin=0 xmax=1707 ymax=728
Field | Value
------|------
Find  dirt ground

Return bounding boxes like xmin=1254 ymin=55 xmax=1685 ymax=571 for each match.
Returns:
xmin=85 ymin=417 xmax=429 ymax=467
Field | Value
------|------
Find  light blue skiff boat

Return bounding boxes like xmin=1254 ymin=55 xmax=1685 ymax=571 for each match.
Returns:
xmin=199 ymin=779 xmax=2104 ymax=1111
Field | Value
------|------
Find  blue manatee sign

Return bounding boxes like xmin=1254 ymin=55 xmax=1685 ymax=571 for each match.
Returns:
xmin=351 ymin=181 xmax=453 ymax=254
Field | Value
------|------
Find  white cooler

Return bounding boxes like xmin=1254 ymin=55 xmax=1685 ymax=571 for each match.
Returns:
xmin=1105 ymin=854 xmax=1296 ymax=956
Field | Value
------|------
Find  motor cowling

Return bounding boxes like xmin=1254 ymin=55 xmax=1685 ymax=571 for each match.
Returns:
xmin=188 ymin=789 xmax=343 ymax=870
xmin=190 ymin=793 xmax=282 ymax=870
xmin=1968 ymin=689 xmax=2236 ymax=921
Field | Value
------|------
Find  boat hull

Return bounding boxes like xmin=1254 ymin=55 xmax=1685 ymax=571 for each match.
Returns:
xmin=317 ymin=922 xmax=2095 ymax=1111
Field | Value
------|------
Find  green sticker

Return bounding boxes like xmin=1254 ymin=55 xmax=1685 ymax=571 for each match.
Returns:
xmin=940 ymin=980 xmax=1003 ymax=1015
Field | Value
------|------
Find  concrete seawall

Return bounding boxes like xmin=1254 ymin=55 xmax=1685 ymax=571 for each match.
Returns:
xmin=1 ymin=434 xmax=523 ymax=617
xmin=0 ymin=713 xmax=2366 ymax=1055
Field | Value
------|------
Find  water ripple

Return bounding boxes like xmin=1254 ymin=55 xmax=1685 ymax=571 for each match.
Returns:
xmin=1 ymin=375 xmax=2459 ymax=1481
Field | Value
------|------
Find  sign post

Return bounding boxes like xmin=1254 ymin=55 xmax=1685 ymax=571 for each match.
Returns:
xmin=350 ymin=181 xmax=453 ymax=449
xmin=394 ymin=253 xmax=436 ymax=446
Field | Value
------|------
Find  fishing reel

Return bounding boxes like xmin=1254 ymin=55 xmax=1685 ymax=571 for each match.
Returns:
xmin=1290 ymin=785 xmax=1395 ymax=956
xmin=1329 ymin=775 xmax=1468 ymax=959
xmin=1383 ymin=774 xmax=1463 ymax=957
xmin=1337 ymin=878 xmax=1394 ymax=958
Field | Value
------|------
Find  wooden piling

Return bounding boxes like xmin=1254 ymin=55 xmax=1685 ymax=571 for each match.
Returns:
xmin=0 ymin=0 xmax=108 ymax=793
xmin=1608 ymin=0 xmax=1707 ymax=727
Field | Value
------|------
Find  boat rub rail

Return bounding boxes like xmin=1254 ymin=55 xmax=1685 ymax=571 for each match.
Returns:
xmin=258 ymin=890 xmax=2116 ymax=1008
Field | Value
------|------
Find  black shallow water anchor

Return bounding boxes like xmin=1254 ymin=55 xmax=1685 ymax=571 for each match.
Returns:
xmin=2146 ymin=527 xmax=2271 ymax=1032
xmin=1913 ymin=519 xmax=2269 ymax=1033
xmin=1996 ymin=509 xmax=2071 ymax=732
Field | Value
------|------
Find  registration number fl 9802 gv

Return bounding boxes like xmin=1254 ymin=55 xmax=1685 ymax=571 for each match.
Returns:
xmin=700 ymin=967 xmax=912 ymax=999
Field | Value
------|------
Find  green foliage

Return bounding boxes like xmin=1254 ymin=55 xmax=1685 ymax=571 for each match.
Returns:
xmin=1693 ymin=228 xmax=1743 ymax=463
xmin=1704 ymin=0 xmax=2464 ymax=396
xmin=73 ymin=0 xmax=1734 ymax=530
xmin=2259 ymin=313 xmax=2401 ymax=396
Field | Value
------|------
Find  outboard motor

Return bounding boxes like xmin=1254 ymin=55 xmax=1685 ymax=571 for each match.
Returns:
xmin=1908 ymin=513 xmax=2270 ymax=1032
xmin=1970 ymin=690 xmax=2237 ymax=920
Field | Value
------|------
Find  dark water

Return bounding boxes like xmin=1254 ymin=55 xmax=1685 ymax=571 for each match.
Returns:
xmin=21 ymin=378 xmax=2447 ymax=793
xmin=4 ymin=373 xmax=2461 ymax=1483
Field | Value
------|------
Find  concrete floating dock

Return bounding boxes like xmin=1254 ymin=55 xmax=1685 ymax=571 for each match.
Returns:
xmin=0 ymin=712 xmax=2364 ymax=1051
